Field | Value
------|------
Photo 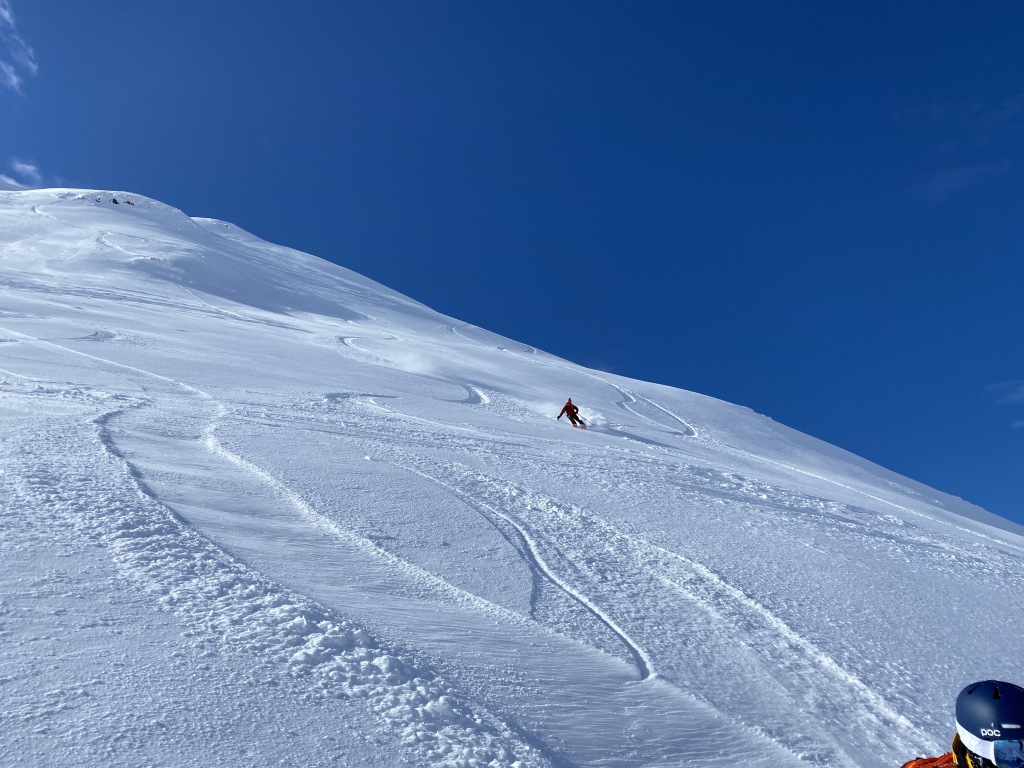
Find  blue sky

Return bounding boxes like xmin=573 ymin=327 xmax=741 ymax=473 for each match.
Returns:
xmin=2 ymin=1 xmax=1022 ymax=523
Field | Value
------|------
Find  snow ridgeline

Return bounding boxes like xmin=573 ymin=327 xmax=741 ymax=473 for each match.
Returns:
xmin=0 ymin=364 xmax=547 ymax=768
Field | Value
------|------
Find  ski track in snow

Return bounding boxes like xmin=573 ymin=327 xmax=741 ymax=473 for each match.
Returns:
xmin=0 ymin=327 xmax=550 ymax=768
xmin=7 ymin=318 xmax=897 ymax=766
xmin=4 ymin=189 xmax=1022 ymax=768
xmin=399 ymin=465 xmax=655 ymax=682
xmin=274 ymin=392 xmax=939 ymax=765
xmin=2 ymin=314 xmax=1009 ymax=767
xmin=495 ymin=347 xmax=699 ymax=438
xmin=248 ymin=335 xmax=1013 ymax=765
xmin=722 ymin=445 xmax=1024 ymax=557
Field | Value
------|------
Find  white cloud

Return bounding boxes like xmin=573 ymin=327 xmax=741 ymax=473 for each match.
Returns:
xmin=0 ymin=173 xmax=28 ymax=190
xmin=991 ymin=382 xmax=1024 ymax=405
xmin=0 ymin=0 xmax=36 ymax=95
xmin=986 ymin=381 xmax=1024 ymax=429
xmin=0 ymin=60 xmax=18 ymax=91
xmin=1006 ymin=388 xmax=1024 ymax=405
xmin=11 ymin=158 xmax=39 ymax=184
xmin=909 ymin=163 xmax=1009 ymax=203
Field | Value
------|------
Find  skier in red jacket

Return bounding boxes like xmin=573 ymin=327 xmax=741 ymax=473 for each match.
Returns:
xmin=557 ymin=398 xmax=586 ymax=428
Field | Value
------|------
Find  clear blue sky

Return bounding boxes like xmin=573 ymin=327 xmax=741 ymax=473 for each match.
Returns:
xmin=2 ymin=2 xmax=1022 ymax=523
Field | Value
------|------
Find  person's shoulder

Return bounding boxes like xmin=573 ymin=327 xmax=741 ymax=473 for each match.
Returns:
xmin=900 ymin=753 xmax=956 ymax=768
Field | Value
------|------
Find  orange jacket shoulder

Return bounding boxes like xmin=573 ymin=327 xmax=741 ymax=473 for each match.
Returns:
xmin=900 ymin=753 xmax=956 ymax=768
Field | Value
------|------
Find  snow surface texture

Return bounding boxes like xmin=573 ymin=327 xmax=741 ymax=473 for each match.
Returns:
xmin=1 ymin=189 xmax=1022 ymax=768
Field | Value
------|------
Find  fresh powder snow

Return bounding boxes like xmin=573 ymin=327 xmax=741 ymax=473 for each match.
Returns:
xmin=1 ymin=188 xmax=1022 ymax=768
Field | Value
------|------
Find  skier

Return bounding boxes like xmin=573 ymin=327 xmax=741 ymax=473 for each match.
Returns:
xmin=557 ymin=398 xmax=586 ymax=429
xmin=900 ymin=680 xmax=1024 ymax=768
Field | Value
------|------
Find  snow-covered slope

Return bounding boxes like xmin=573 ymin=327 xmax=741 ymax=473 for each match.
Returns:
xmin=2 ymin=189 xmax=1022 ymax=768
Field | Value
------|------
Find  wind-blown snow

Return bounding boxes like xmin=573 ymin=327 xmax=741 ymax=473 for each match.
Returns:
xmin=2 ymin=189 xmax=1022 ymax=768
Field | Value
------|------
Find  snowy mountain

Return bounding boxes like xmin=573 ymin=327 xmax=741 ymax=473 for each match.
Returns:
xmin=2 ymin=188 xmax=1022 ymax=768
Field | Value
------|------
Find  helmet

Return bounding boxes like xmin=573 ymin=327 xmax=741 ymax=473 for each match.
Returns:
xmin=956 ymin=681 xmax=1024 ymax=768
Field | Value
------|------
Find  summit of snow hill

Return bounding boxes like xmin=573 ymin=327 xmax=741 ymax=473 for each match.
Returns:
xmin=2 ymin=187 xmax=1022 ymax=768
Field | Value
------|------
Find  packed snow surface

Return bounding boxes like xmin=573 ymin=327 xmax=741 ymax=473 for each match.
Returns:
xmin=2 ymin=189 xmax=1022 ymax=768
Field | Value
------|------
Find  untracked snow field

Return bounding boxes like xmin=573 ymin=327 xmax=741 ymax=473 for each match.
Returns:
xmin=2 ymin=189 xmax=1023 ymax=768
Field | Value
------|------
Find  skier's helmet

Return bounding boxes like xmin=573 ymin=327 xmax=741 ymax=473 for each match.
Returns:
xmin=955 ymin=681 xmax=1024 ymax=768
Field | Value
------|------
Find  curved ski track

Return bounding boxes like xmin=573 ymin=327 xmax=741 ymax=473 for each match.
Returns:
xmin=1 ymin=321 xmax=947 ymax=767
xmin=0 ymin=326 xmax=552 ymax=768
xmin=327 ymin=395 xmax=941 ymax=766
xmin=489 ymin=341 xmax=698 ymax=438
xmin=399 ymin=465 xmax=654 ymax=681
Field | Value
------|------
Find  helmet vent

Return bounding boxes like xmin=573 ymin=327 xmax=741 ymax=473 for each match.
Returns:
xmin=994 ymin=687 xmax=1002 ymax=700
xmin=969 ymin=686 xmax=980 ymax=695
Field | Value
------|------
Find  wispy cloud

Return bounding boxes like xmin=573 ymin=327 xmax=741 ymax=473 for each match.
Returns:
xmin=0 ymin=0 xmax=37 ymax=94
xmin=991 ymin=382 xmax=1024 ymax=405
xmin=0 ymin=158 xmax=41 ymax=189
xmin=988 ymin=381 xmax=1024 ymax=405
xmin=0 ymin=173 xmax=28 ymax=190
xmin=953 ymin=96 xmax=1024 ymax=148
xmin=910 ymin=163 xmax=1010 ymax=203
xmin=11 ymin=157 xmax=39 ymax=184
xmin=986 ymin=381 xmax=1024 ymax=429
xmin=919 ymin=96 xmax=1024 ymax=149
xmin=903 ymin=94 xmax=1023 ymax=203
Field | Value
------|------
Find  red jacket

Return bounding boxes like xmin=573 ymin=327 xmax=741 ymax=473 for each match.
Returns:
xmin=900 ymin=735 xmax=961 ymax=768
xmin=558 ymin=402 xmax=579 ymax=419
xmin=900 ymin=754 xmax=955 ymax=768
